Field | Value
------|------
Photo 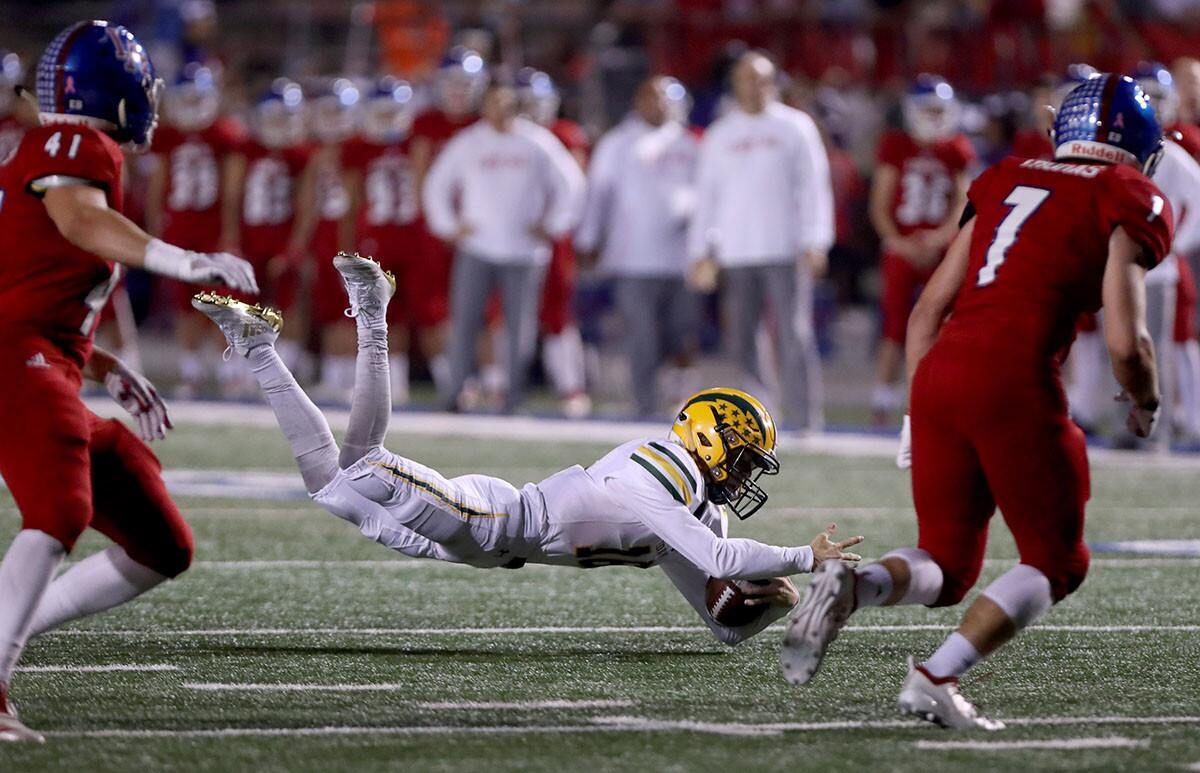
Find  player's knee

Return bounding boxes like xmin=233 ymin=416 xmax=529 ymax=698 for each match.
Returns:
xmin=1044 ymin=543 xmax=1090 ymax=602
xmin=139 ymin=526 xmax=194 ymax=578
xmin=932 ymin=572 xmax=976 ymax=607
xmin=28 ymin=508 xmax=90 ymax=553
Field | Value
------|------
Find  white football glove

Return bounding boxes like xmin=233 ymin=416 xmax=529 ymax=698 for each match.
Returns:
xmin=896 ymin=414 xmax=912 ymax=469
xmin=143 ymin=239 xmax=260 ymax=295
xmin=104 ymin=364 xmax=172 ymax=442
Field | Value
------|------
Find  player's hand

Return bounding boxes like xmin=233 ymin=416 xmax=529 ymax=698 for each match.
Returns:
xmin=193 ymin=251 xmax=259 ymax=295
xmin=450 ymin=223 xmax=476 ymax=245
xmin=688 ymin=256 xmax=720 ymax=293
xmin=1117 ymin=392 xmax=1161 ymax=438
xmin=809 ymin=523 xmax=864 ymax=569
xmin=896 ymin=414 xmax=912 ymax=469
xmin=104 ymin=362 xmax=172 ymax=442
xmin=741 ymin=576 xmax=800 ymax=608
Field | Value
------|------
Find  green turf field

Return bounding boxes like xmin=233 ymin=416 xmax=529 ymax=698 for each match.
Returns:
xmin=1 ymin=421 xmax=1198 ymax=772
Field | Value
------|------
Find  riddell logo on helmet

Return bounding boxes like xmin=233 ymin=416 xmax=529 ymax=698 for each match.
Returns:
xmin=1068 ymin=142 xmax=1128 ymax=163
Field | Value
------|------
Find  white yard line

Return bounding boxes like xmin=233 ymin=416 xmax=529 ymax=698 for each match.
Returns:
xmin=42 ymin=715 xmax=1200 ymax=740
xmin=42 ymin=623 xmax=1200 ymax=638
xmin=416 ymin=700 xmax=634 ymax=710
xmin=913 ymin=737 xmax=1147 ymax=751
xmin=17 ymin=664 xmax=178 ymax=673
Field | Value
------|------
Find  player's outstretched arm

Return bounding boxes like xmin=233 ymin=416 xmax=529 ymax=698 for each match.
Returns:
xmin=82 ymin=345 xmax=172 ymax=442
xmin=41 ymin=184 xmax=259 ymax=294
xmin=1103 ymin=226 xmax=1160 ymax=437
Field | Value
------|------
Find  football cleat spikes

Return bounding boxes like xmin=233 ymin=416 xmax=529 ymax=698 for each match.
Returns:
xmin=780 ymin=560 xmax=856 ymax=685
xmin=191 ymin=292 xmax=283 ymax=358
xmin=333 ymin=251 xmax=395 ymax=322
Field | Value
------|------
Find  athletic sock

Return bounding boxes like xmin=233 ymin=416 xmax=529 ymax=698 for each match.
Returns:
xmin=853 ymin=562 xmax=894 ymax=608
xmin=922 ymin=632 xmax=980 ymax=680
xmin=248 ymin=344 xmax=340 ymax=492
xmin=481 ymin=363 xmax=507 ymax=398
xmin=542 ymin=329 xmax=586 ymax=396
xmin=27 ymin=546 xmax=166 ymax=637
xmin=340 ymin=311 xmax=392 ymax=468
xmin=0 ymin=530 xmax=66 ymax=685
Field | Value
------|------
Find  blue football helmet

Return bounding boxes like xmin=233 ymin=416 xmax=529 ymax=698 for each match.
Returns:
xmin=1131 ymin=61 xmax=1178 ymax=127
xmin=515 ymin=68 xmax=560 ymax=126
xmin=163 ymin=62 xmax=219 ymax=131
xmin=362 ymin=75 xmax=414 ymax=143
xmin=903 ymin=73 xmax=959 ymax=144
xmin=1052 ymin=74 xmax=1164 ymax=175
xmin=436 ymin=46 xmax=488 ymax=115
xmin=253 ymin=78 xmax=304 ymax=149
xmin=36 ymin=20 xmax=162 ymax=152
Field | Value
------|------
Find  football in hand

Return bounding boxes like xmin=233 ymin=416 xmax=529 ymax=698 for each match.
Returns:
xmin=704 ymin=577 xmax=772 ymax=627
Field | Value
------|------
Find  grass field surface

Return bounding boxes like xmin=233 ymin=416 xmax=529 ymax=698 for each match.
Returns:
xmin=1 ymin=415 xmax=1198 ymax=771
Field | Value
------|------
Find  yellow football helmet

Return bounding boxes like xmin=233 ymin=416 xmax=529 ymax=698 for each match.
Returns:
xmin=671 ymin=388 xmax=780 ymax=519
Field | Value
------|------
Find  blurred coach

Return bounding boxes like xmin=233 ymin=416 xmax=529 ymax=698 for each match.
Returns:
xmin=688 ymin=51 xmax=834 ymax=430
xmin=576 ymin=76 xmax=699 ymax=417
xmin=424 ymin=83 xmax=584 ymax=413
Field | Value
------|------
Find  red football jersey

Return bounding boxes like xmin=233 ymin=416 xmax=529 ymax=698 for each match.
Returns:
xmin=0 ymin=125 xmax=125 ymax=365
xmin=152 ymin=117 xmax=246 ymax=251
xmin=343 ymin=136 xmax=419 ymax=231
xmin=239 ymin=140 xmax=312 ymax=261
xmin=410 ymin=109 xmax=476 ymax=155
xmin=939 ymin=157 xmax=1174 ymax=362
xmin=0 ymin=114 xmax=26 ymax=165
xmin=1168 ymin=122 xmax=1200 ymax=164
xmin=877 ymin=129 xmax=975 ymax=233
xmin=1010 ymin=127 xmax=1054 ymax=161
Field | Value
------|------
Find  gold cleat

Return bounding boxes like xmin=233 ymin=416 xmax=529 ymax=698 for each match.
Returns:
xmin=192 ymin=292 xmax=284 ymax=333
xmin=334 ymin=251 xmax=396 ymax=295
xmin=191 ymin=292 xmax=284 ymax=356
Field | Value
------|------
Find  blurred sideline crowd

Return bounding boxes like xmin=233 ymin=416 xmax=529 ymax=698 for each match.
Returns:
xmin=4 ymin=0 xmax=1200 ymax=442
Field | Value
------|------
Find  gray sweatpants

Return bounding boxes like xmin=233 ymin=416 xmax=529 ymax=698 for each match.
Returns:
xmin=442 ymin=251 xmax=545 ymax=413
xmin=614 ymin=275 xmax=699 ymax=417
xmin=719 ymin=262 xmax=823 ymax=430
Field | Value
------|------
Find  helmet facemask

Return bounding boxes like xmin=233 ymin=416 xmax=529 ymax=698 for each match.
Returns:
xmin=705 ymin=422 xmax=779 ymax=520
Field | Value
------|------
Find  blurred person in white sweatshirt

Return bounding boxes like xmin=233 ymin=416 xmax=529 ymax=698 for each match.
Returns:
xmin=576 ymin=76 xmax=700 ymax=418
xmin=423 ymin=83 xmax=585 ymax=413
xmin=688 ymin=51 xmax=834 ymax=430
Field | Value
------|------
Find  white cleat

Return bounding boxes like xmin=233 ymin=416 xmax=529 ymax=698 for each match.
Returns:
xmin=191 ymin=292 xmax=283 ymax=357
xmin=780 ymin=560 xmax=856 ymax=685
xmin=0 ymin=706 xmax=45 ymax=744
xmin=897 ymin=656 xmax=1005 ymax=731
xmin=333 ymin=251 xmax=395 ymax=323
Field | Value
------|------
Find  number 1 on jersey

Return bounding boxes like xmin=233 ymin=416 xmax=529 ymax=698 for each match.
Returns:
xmin=976 ymin=185 xmax=1051 ymax=287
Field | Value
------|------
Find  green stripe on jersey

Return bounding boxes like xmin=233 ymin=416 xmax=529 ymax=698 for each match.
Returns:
xmin=647 ymin=441 xmax=697 ymax=496
xmin=631 ymin=453 xmax=685 ymax=505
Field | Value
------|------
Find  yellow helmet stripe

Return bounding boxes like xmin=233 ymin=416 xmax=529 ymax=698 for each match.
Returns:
xmin=631 ymin=451 xmax=687 ymax=506
xmin=647 ymin=441 xmax=697 ymax=496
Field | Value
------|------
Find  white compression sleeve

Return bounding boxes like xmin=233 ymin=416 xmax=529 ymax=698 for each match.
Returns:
xmin=0 ymin=530 xmax=65 ymax=684
xmin=980 ymin=563 xmax=1054 ymax=629
xmin=28 ymin=546 xmax=166 ymax=637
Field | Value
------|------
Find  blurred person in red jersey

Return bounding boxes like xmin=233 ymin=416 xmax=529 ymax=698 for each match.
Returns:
xmin=146 ymin=63 xmax=246 ymax=396
xmin=341 ymin=77 xmax=420 ymax=406
xmin=407 ymin=47 xmax=488 ymax=396
xmin=868 ymin=74 xmax=974 ymax=426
